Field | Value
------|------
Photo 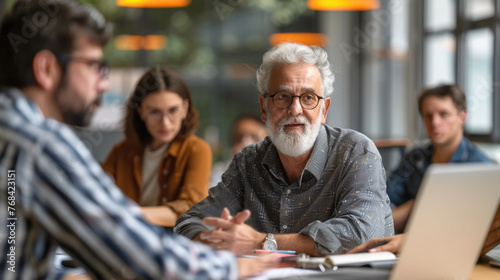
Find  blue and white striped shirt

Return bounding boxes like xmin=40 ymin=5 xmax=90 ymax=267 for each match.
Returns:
xmin=0 ymin=88 xmax=237 ymax=280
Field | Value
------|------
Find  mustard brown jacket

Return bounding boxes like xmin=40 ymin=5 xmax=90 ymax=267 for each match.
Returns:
xmin=102 ymin=135 xmax=212 ymax=218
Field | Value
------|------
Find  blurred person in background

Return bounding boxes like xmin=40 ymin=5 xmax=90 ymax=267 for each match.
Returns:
xmin=210 ymin=114 xmax=267 ymax=187
xmin=387 ymin=84 xmax=494 ymax=233
xmin=103 ymin=67 xmax=211 ymax=227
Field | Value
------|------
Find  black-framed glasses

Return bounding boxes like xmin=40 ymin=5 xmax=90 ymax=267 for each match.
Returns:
xmin=264 ymin=92 xmax=324 ymax=110
xmin=56 ymin=54 xmax=110 ymax=78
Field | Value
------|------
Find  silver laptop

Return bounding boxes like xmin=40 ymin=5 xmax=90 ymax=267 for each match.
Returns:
xmin=273 ymin=163 xmax=500 ymax=280
xmin=390 ymin=163 xmax=500 ymax=280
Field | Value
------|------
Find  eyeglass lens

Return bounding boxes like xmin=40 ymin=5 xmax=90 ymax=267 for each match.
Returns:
xmin=272 ymin=92 xmax=320 ymax=110
xmin=147 ymin=107 xmax=183 ymax=122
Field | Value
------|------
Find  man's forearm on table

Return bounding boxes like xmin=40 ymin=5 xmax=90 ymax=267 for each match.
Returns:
xmin=274 ymin=233 xmax=320 ymax=256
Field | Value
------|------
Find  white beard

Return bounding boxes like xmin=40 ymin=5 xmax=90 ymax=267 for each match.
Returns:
xmin=266 ymin=108 xmax=322 ymax=158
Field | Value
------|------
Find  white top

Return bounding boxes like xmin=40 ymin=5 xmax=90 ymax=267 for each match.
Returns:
xmin=140 ymin=143 xmax=169 ymax=206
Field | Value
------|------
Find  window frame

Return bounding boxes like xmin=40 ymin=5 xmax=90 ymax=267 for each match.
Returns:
xmin=421 ymin=0 xmax=500 ymax=142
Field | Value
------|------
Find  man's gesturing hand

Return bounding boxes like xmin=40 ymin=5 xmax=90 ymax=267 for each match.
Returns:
xmin=200 ymin=208 xmax=265 ymax=255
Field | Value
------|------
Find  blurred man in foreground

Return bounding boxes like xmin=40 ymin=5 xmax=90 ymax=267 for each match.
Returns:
xmin=0 ymin=1 xmax=275 ymax=279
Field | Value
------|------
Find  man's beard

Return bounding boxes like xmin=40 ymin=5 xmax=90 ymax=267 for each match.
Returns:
xmin=266 ymin=105 xmax=323 ymax=158
xmin=54 ymin=75 xmax=100 ymax=127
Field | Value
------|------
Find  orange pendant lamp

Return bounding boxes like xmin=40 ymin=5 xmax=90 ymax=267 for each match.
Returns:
xmin=269 ymin=33 xmax=329 ymax=47
xmin=114 ymin=35 xmax=167 ymax=50
xmin=308 ymin=0 xmax=379 ymax=11
xmin=117 ymin=0 xmax=191 ymax=8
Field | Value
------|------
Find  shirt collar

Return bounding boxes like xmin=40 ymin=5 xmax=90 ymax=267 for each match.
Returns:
xmin=1 ymin=87 xmax=45 ymax=125
xmin=164 ymin=137 xmax=184 ymax=158
xmin=449 ymin=136 xmax=468 ymax=162
xmin=425 ymin=136 xmax=467 ymax=165
xmin=261 ymin=138 xmax=282 ymax=179
xmin=304 ymin=124 xmax=328 ymax=181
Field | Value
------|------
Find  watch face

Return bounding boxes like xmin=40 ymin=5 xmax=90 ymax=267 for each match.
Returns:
xmin=263 ymin=239 xmax=278 ymax=250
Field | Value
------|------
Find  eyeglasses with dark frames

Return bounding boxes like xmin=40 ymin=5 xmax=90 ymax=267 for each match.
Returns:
xmin=264 ymin=92 xmax=324 ymax=110
xmin=56 ymin=54 xmax=110 ymax=78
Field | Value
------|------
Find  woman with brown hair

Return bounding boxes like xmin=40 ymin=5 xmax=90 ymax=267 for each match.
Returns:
xmin=103 ymin=67 xmax=211 ymax=227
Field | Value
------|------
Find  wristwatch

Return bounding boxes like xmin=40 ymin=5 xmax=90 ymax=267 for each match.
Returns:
xmin=262 ymin=233 xmax=278 ymax=250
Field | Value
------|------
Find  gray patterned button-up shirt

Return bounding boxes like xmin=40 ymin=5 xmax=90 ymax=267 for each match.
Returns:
xmin=175 ymin=125 xmax=394 ymax=254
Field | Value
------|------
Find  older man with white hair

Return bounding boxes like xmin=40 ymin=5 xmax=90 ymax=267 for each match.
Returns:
xmin=175 ymin=42 xmax=394 ymax=256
